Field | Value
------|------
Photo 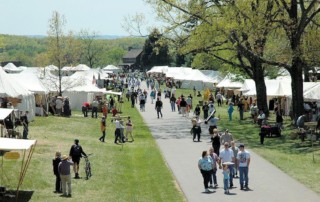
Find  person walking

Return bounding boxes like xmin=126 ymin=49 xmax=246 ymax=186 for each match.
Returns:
xmin=125 ymin=116 xmax=134 ymax=142
xmin=99 ymin=116 xmax=106 ymax=142
xmin=216 ymin=92 xmax=223 ymax=107
xmin=52 ymin=151 xmax=62 ymax=194
xmin=91 ymin=99 xmax=99 ymax=118
xmin=114 ymin=116 xmax=125 ymax=143
xmin=20 ymin=111 xmax=29 ymax=139
xmin=219 ymin=142 xmax=235 ymax=188
xmin=227 ymin=103 xmax=234 ymax=121
xmin=211 ymin=129 xmax=221 ymax=156
xmin=208 ymin=147 xmax=219 ymax=188
xmin=150 ymin=89 xmax=156 ymax=104
xmin=170 ymin=94 xmax=176 ymax=112
xmin=180 ymin=97 xmax=187 ymax=117
xmin=155 ymin=98 xmax=163 ymax=119
xmin=191 ymin=118 xmax=201 ymax=142
xmin=198 ymin=150 xmax=214 ymax=193
xmin=69 ymin=139 xmax=87 ymax=179
xmin=237 ymin=144 xmax=251 ymax=190
xmin=202 ymin=102 xmax=209 ymax=120
xmin=222 ymin=163 xmax=230 ymax=194
xmin=230 ymin=141 xmax=239 ymax=178
xmin=58 ymin=155 xmax=74 ymax=197
xmin=220 ymin=129 xmax=233 ymax=145
xmin=238 ymin=99 xmax=244 ymax=120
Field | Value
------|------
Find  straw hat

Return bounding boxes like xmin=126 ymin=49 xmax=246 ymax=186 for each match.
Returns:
xmin=62 ymin=155 xmax=68 ymax=160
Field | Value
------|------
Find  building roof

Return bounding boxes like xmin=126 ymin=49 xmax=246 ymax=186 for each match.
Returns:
xmin=123 ymin=49 xmax=143 ymax=59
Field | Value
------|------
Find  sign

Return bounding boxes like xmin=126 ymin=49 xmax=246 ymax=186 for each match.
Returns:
xmin=4 ymin=151 xmax=20 ymax=160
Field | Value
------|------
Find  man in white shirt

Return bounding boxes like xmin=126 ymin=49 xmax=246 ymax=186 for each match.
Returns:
xmin=114 ymin=117 xmax=124 ymax=144
xmin=237 ymin=144 xmax=250 ymax=190
xmin=219 ymin=142 xmax=235 ymax=188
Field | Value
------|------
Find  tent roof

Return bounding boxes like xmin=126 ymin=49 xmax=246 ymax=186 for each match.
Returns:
xmin=147 ymin=66 xmax=169 ymax=74
xmin=0 ymin=68 xmax=33 ymax=98
xmin=103 ymin=65 xmax=119 ymax=70
xmin=216 ymin=74 xmax=243 ymax=89
xmin=3 ymin=63 xmax=22 ymax=73
xmin=8 ymin=71 xmax=49 ymax=94
xmin=0 ymin=109 xmax=13 ymax=120
xmin=0 ymin=138 xmax=36 ymax=150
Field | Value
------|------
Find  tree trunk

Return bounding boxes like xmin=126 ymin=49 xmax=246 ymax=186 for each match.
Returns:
xmin=290 ymin=61 xmax=304 ymax=121
xmin=253 ymin=65 xmax=269 ymax=117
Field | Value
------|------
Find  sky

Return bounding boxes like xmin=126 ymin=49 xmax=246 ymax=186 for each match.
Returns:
xmin=0 ymin=0 xmax=158 ymax=36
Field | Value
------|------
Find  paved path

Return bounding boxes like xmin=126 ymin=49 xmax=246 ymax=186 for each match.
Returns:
xmin=135 ymin=81 xmax=320 ymax=202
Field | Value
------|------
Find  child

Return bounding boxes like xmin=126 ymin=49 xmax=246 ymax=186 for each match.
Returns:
xmin=222 ymin=163 xmax=230 ymax=194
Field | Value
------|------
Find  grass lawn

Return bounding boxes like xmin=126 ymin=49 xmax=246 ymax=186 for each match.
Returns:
xmin=174 ymin=87 xmax=320 ymax=195
xmin=1 ymin=100 xmax=185 ymax=202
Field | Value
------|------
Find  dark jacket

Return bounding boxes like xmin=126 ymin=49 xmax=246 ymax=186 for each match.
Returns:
xmin=53 ymin=157 xmax=61 ymax=175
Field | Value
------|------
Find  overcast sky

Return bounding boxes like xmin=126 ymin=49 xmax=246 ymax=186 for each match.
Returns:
xmin=0 ymin=0 xmax=157 ymax=36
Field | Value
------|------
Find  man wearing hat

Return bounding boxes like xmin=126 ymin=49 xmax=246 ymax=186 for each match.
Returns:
xmin=69 ymin=139 xmax=87 ymax=179
xmin=237 ymin=144 xmax=250 ymax=190
xmin=58 ymin=155 xmax=74 ymax=197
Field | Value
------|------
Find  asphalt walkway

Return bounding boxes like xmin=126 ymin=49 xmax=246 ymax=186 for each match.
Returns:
xmin=135 ymin=81 xmax=320 ymax=202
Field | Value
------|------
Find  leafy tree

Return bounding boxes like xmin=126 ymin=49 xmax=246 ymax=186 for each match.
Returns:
xmin=141 ymin=28 xmax=171 ymax=69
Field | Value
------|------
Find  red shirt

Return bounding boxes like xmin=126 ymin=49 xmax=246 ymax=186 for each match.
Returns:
xmin=83 ymin=102 xmax=90 ymax=107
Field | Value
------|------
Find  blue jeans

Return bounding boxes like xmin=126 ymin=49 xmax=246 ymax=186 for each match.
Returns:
xmin=210 ymin=168 xmax=217 ymax=185
xmin=239 ymin=167 xmax=249 ymax=187
xmin=239 ymin=110 xmax=244 ymax=120
xmin=170 ymin=102 xmax=175 ymax=111
xmin=228 ymin=112 xmax=232 ymax=121
xmin=223 ymin=179 xmax=229 ymax=190
xmin=228 ymin=165 xmax=234 ymax=186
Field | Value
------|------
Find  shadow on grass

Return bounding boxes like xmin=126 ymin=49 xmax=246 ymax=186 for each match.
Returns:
xmin=0 ymin=190 xmax=34 ymax=202
xmin=220 ymin=120 xmax=320 ymax=155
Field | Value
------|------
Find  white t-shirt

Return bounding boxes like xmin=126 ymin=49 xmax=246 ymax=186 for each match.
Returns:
xmin=219 ymin=148 xmax=234 ymax=162
xmin=237 ymin=150 xmax=250 ymax=167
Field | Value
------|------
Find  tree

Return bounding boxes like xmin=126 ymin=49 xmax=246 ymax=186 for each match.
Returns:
xmin=262 ymin=0 xmax=320 ymax=119
xmin=78 ymin=30 xmax=103 ymax=68
xmin=140 ymin=28 xmax=171 ymax=69
xmin=47 ymin=11 xmax=67 ymax=96
xmin=147 ymin=0 xmax=274 ymax=115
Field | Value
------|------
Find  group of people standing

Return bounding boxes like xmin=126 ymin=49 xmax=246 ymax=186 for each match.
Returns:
xmin=52 ymin=139 xmax=87 ymax=197
xmin=49 ymin=95 xmax=71 ymax=117
xmin=198 ymin=141 xmax=251 ymax=194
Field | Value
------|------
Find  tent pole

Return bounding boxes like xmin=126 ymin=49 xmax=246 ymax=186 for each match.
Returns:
xmin=16 ymin=141 xmax=37 ymax=199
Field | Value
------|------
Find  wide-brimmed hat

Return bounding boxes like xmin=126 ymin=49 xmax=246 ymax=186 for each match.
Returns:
xmin=62 ymin=155 xmax=68 ymax=160
xmin=222 ymin=161 xmax=234 ymax=165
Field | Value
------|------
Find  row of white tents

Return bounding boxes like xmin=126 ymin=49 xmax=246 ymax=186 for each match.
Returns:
xmin=147 ymin=66 xmax=222 ymax=90
xmin=0 ymin=64 xmax=124 ymax=120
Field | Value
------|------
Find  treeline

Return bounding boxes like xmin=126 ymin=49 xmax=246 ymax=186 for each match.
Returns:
xmin=0 ymin=34 xmax=145 ymax=67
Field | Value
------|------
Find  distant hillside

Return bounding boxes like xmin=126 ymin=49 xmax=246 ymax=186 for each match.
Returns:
xmin=24 ymin=35 xmax=128 ymax=39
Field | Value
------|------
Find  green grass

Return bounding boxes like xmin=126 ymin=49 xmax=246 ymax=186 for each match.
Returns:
xmin=1 ymin=100 xmax=185 ymax=202
xmin=174 ymin=87 xmax=320 ymax=195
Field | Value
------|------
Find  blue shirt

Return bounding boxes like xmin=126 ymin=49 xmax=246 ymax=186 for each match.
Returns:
xmin=198 ymin=156 xmax=213 ymax=171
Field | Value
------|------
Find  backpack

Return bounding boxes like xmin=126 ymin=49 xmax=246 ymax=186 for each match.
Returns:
xmin=73 ymin=145 xmax=81 ymax=156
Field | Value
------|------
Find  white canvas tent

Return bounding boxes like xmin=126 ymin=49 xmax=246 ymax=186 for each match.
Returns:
xmin=2 ymin=63 xmax=22 ymax=73
xmin=147 ymin=66 xmax=169 ymax=75
xmin=0 ymin=68 xmax=35 ymax=121
xmin=0 ymin=138 xmax=37 ymax=199
xmin=103 ymin=65 xmax=121 ymax=73
xmin=216 ymin=73 xmax=243 ymax=89
xmin=167 ymin=67 xmax=216 ymax=90
xmin=62 ymin=70 xmax=107 ymax=110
